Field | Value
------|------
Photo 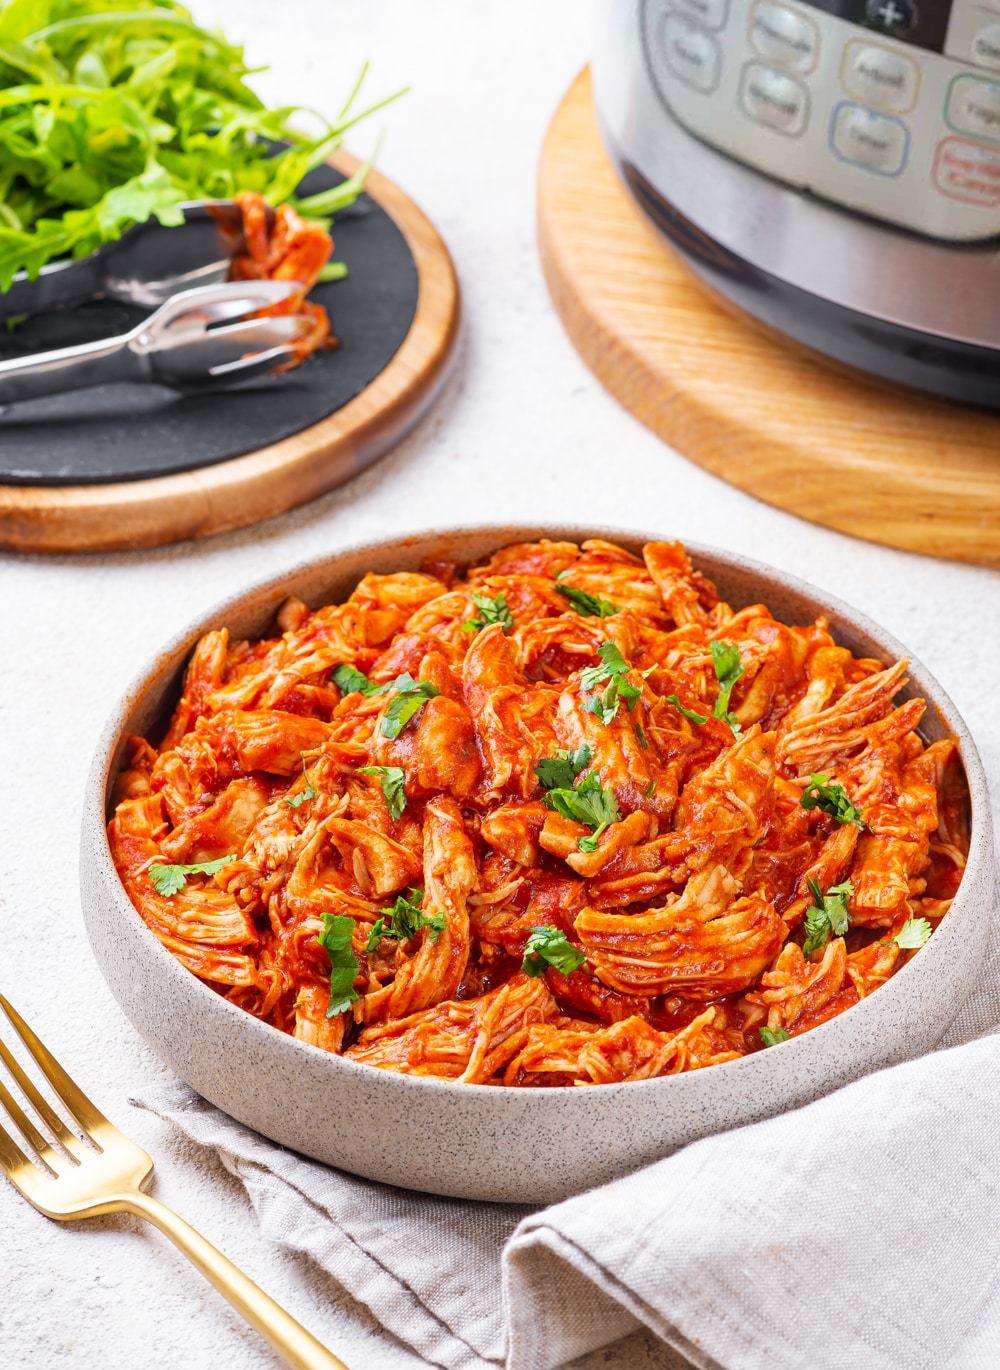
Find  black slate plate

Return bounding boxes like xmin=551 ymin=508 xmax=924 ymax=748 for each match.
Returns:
xmin=0 ymin=163 xmax=419 ymax=486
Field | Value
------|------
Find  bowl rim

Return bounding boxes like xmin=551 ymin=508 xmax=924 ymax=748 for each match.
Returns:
xmin=82 ymin=521 xmax=995 ymax=1098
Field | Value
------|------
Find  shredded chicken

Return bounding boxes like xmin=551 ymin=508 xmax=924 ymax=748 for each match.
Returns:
xmin=108 ymin=538 xmax=967 ymax=1084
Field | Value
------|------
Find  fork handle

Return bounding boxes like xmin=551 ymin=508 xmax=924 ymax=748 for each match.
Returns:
xmin=124 ymin=1190 xmax=350 ymax=1370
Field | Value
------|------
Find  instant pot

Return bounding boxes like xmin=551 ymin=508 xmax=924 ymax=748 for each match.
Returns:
xmin=593 ymin=0 xmax=1000 ymax=406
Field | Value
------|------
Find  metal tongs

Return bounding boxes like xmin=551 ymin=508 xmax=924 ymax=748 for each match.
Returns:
xmin=0 ymin=281 xmax=312 ymax=404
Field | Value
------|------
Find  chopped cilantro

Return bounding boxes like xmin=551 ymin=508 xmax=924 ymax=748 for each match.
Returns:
xmin=332 ymin=663 xmax=390 ymax=698
xmin=461 ymin=592 xmax=514 ymax=635
xmin=760 ymin=1026 xmax=791 ymax=1047
xmin=149 ymin=854 xmax=236 ymax=897
xmin=317 ymin=914 xmax=360 ymax=1018
xmin=555 ymin=584 xmax=620 ymax=619
xmin=366 ymin=888 xmax=447 ymax=952
xmin=543 ymin=771 xmax=622 ymax=852
xmin=284 ymin=752 xmax=317 ymax=809
xmin=380 ymin=673 xmax=441 ymax=739
xmin=710 ymin=640 xmax=744 ymax=738
xmin=521 ymin=925 xmax=586 ymax=978
xmin=802 ymin=877 xmax=854 ymax=957
xmin=534 ymin=745 xmax=593 ymax=792
xmin=666 ymin=694 xmax=709 ymax=726
xmin=358 ymin=765 xmax=407 ymax=821
xmin=800 ymin=773 xmax=865 ymax=829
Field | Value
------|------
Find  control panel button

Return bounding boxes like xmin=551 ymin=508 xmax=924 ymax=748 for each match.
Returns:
xmin=672 ymin=0 xmax=729 ymax=32
xmin=841 ymin=41 xmax=919 ymax=113
xmin=739 ymin=62 xmax=809 ymax=135
xmin=933 ymin=137 xmax=1000 ymax=205
xmin=661 ymin=15 xmax=722 ymax=92
xmin=972 ymin=25 xmax=1000 ymax=73
xmin=946 ymin=74 xmax=1000 ymax=144
xmin=750 ymin=2 xmax=819 ymax=73
xmin=831 ymin=102 xmax=908 ymax=175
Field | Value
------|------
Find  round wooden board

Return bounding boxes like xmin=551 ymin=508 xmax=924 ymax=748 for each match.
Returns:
xmin=538 ymin=70 xmax=1000 ymax=569
xmin=0 ymin=152 xmax=460 ymax=555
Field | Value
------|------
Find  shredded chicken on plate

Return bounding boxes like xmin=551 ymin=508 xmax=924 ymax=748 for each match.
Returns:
xmin=109 ymin=539 xmax=969 ymax=1086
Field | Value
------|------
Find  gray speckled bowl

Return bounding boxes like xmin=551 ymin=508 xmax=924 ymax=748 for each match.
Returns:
xmin=80 ymin=526 xmax=994 ymax=1203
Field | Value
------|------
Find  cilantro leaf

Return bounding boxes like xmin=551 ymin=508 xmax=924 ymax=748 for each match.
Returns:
xmin=543 ymin=771 xmax=622 ymax=852
xmin=534 ymin=745 xmax=593 ymax=792
xmin=380 ymin=674 xmax=441 ymax=739
xmin=521 ymin=925 xmax=586 ymax=978
xmin=710 ymin=640 xmax=744 ymax=737
xmin=149 ymin=853 xmax=236 ymax=897
xmin=284 ymin=751 xmax=317 ymax=809
xmin=802 ymin=877 xmax=854 ymax=957
xmin=666 ymin=694 xmax=709 ymax=726
xmin=357 ymin=765 xmax=407 ymax=821
xmin=461 ymin=592 xmax=514 ymax=635
xmin=332 ymin=664 xmax=391 ymax=698
xmin=886 ymin=917 xmax=932 ymax=950
xmin=366 ymin=888 xmax=447 ymax=952
xmin=555 ymin=584 xmax=620 ymax=619
xmin=800 ymin=773 xmax=865 ymax=829
xmin=760 ymin=1026 xmax=791 ymax=1047
xmin=317 ymin=913 xmax=360 ymax=1018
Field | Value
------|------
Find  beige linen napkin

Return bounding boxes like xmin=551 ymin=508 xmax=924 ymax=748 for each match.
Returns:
xmin=133 ymin=749 xmax=1000 ymax=1370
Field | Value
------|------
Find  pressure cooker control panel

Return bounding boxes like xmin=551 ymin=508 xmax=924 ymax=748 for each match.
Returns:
xmin=641 ymin=0 xmax=1000 ymax=239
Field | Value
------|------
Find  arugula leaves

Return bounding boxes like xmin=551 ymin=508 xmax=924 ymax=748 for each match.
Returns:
xmin=0 ymin=1 xmax=399 ymax=289
xmin=148 ymin=853 xmax=235 ymax=897
xmin=800 ymin=773 xmax=865 ymax=829
xmin=521 ymin=925 xmax=586 ymax=978
xmin=666 ymin=694 xmax=709 ymax=726
xmin=883 ymin=917 xmax=932 ymax=950
xmin=332 ymin=664 xmax=390 ymax=698
xmin=555 ymin=583 xmax=619 ymax=619
xmin=380 ymin=673 xmax=440 ymax=739
xmin=580 ymin=640 xmax=644 ymax=726
xmin=284 ymin=751 xmax=316 ymax=809
xmin=461 ymin=592 xmax=514 ymax=635
xmin=357 ymin=765 xmax=407 ymax=820
xmin=802 ymin=877 xmax=854 ymax=957
xmin=534 ymin=745 xmax=592 ymax=792
xmin=365 ymin=888 xmax=447 ymax=953
xmin=542 ymin=771 xmax=622 ymax=853
xmin=760 ymin=1026 xmax=791 ymax=1047
xmin=317 ymin=913 xmax=360 ymax=1018
xmin=710 ymin=640 xmax=744 ymax=738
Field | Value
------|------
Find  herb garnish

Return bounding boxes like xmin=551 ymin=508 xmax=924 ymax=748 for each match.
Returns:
xmin=332 ymin=663 xmax=390 ymax=698
xmin=800 ymin=773 xmax=865 ymax=829
xmin=357 ymin=765 xmax=407 ymax=820
xmin=149 ymin=853 xmax=236 ymax=897
xmin=284 ymin=752 xmax=317 ymax=809
xmin=543 ymin=771 xmax=622 ymax=853
xmin=555 ymin=584 xmax=620 ymax=619
xmin=881 ymin=917 xmax=932 ymax=950
xmin=534 ymin=745 xmax=592 ymax=792
xmin=521 ymin=925 xmax=586 ymax=978
xmin=580 ymin=641 xmax=644 ymax=725
xmin=461 ymin=592 xmax=514 ymax=635
xmin=317 ymin=913 xmax=360 ymax=1018
xmin=380 ymin=673 xmax=441 ymax=739
xmin=365 ymin=888 xmax=447 ymax=953
xmin=666 ymin=694 xmax=709 ymax=726
xmin=801 ymin=877 xmax=854 ymax=957
xmin=710 ymin=641 xmax=744 ymax=738
xmin=760 ymin=1026 xmax=791 ymax=1047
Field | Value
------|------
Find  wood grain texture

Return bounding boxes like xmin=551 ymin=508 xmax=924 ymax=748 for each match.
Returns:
xmin=538 ymin=69 xmax=1000 ymax=568
xmin=0 ymin=151 xmax=461 ymax=554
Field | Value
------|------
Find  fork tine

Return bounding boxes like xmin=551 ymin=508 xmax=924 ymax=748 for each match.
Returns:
xmin=0 ymin=996 xmax=110 ymax=1142
xmin=0 ymin=1032 xmax=88 ymax=1160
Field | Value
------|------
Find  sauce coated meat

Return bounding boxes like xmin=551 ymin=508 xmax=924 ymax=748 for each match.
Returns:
xmin=109 ymin=539 xmax=968 ymax=1085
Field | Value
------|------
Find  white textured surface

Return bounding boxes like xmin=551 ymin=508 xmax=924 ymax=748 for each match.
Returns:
xmin=0 ymin=2 xmax=998 ymax=1367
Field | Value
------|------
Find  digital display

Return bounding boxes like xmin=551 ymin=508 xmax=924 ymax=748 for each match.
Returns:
xmin=800 ymin=0 xmax=953 ymax=53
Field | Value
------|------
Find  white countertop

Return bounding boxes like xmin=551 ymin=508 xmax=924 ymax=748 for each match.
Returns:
xmin=1 ymin=3 xmax=998 ymax=1367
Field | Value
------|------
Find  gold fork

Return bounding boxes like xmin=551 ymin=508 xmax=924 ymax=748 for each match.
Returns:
xmin=0 ymin=993 xmax=349 ymax=1370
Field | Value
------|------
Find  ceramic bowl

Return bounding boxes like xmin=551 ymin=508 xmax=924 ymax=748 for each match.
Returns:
xmin=80 ymin=526 xmax=994 ymax=1203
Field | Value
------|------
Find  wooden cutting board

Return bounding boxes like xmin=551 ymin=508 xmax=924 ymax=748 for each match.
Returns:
xmin=537 ymin=69 xmax=1000 ymax=568
xmin=0 ymin=151 xmax=460 ymax=554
